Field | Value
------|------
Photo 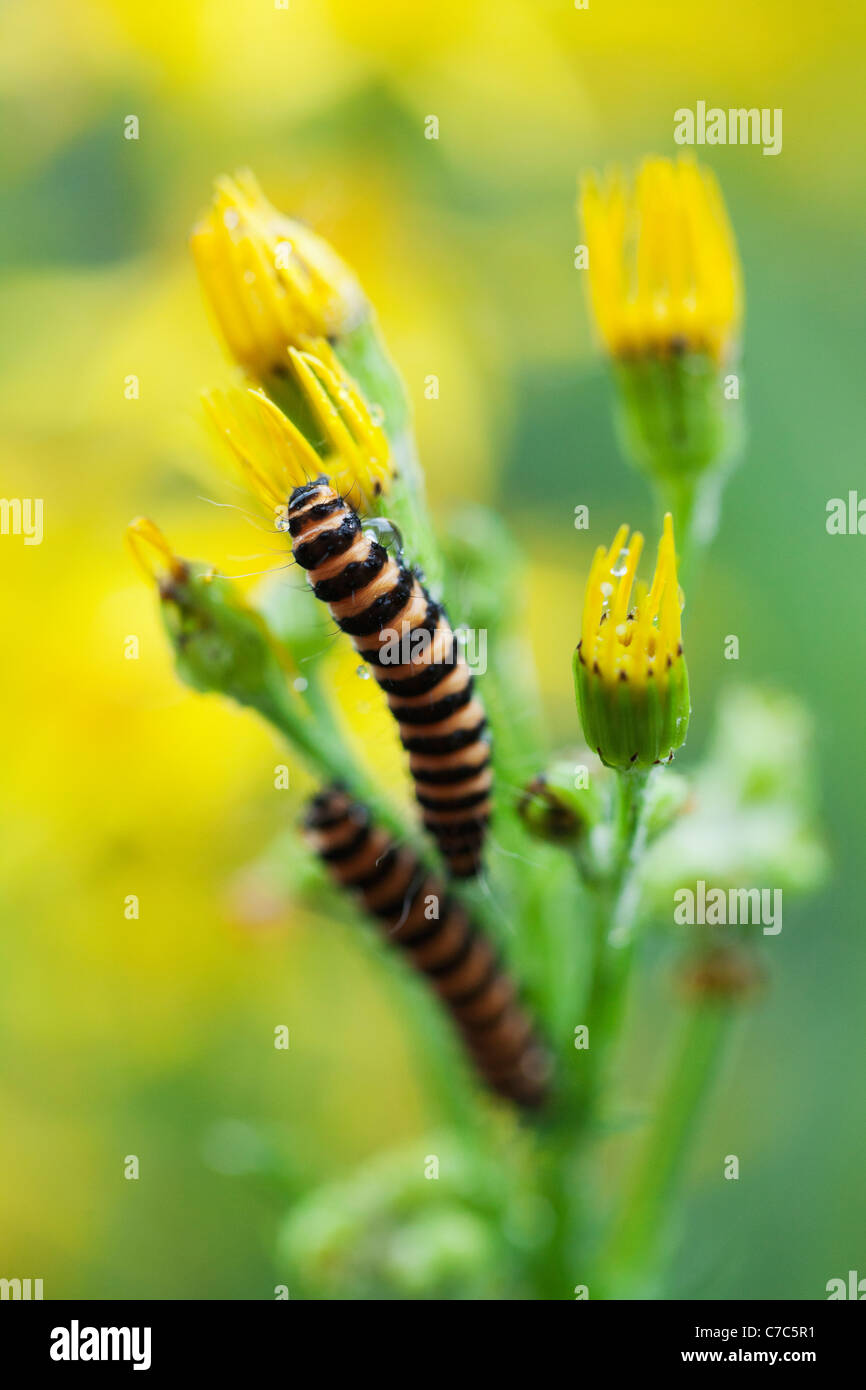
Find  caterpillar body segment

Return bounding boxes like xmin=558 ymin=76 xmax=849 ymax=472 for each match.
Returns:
xmin=304 ymin=788 xmax=549 ymax=1109
xmin=288 ymin=480 xmax=492 ymax=878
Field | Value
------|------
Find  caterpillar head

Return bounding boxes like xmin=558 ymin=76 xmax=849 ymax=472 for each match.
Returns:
xmin=278 ymin=475 xmax=334 ymax=532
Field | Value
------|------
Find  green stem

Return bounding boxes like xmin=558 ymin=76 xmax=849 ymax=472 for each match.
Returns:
xmin=386 ymin=429 xmax=444 ymax=600
xmin=575 ymin=768 xmax=651 ymax=1120
xmin=257 ymin=680 xmax=493 ymax=1132
xmin=378 ymin=954 xmax=485 ymax=1136
xmin=599 ymin=1000 xmax=735 ymax=1298
xmin=252 ymin=682 xmax=413 ymax=847
xmin=658 ymin=468 xmax=724 ymax=598
xmin=537 ymin=770 xmax=653 ymax=1296
xmin=297 ymin=665 xmax=348 ymax=750
xmin=338 ymin=319 xmax=445 ymax=601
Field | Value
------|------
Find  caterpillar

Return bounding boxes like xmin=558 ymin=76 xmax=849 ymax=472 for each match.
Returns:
xmin=304 ymin=787 xmax=549 ymax=1108
xmin=286 ymin=478 xmax=492 ymax=878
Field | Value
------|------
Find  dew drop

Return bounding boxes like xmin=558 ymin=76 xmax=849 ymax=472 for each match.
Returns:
xmin=611 ymin=550 xmax=629 ymax=578
xmin=356 ymin=665 xmax=372 ymax=680
xmin=293 ymin=677 xmax=308 ymax=693
xmin=600 ymin=581 xmax=614 ymax=598
xmin=369 ymin=403 xmax=385 ymax=426
xmin=361 ymin=515 xmax=403 ymax=558
xmin=223 ymin=209 xmax=240 ymax=230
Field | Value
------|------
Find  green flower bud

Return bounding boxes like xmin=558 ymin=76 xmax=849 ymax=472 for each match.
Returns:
xmin=252 ymin=570 xmax=332 ymax=671
xmin=676 ymin=945 xmax=766 ymax=1004
xmin=517 ymin=764 xmax=604 ymax=844
xmin=613 ymin=349 xmax=740 ymax=486
xmin=277 ymin=1138 xmax=516 ymax=1300
xmin=127 ymin=518 xmax=293 ymax=723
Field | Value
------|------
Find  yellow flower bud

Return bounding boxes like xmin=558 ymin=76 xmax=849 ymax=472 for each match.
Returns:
xmin=191 ymin=170 xmax=367 ymax=378
xmin=580 ymin=156 xmax=741 ymax=364
xmin=574 ymin=514 xmax=690 ymax=769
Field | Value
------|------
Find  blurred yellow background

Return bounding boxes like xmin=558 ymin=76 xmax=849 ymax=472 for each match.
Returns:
xmin=1 ymin=0 xmax=864 ymax=1296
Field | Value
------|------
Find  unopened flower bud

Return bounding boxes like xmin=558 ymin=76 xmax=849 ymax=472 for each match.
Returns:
xmin=126 ymin=517 xmax=292 ymax=718
xmin=191 ymin=170 xmax=366 ymax=379
xmin=676 ymin=945 xmax=765 ymax=1004
xmin=574 ymin=513 xmax=690 ymax=770
xmin=580 ymin=156 xmax=742 ymax=485
xmin=517 ymin=766 xmax=603 ymax=844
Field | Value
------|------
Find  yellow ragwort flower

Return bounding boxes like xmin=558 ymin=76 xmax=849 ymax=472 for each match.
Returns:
xmin=190 ymin=171 xmax=367 ymax=378
xmin=574 ymin=513 xmax=690 ymax=768
xmin=580 ymin=513 xmax=681 ymax=685
xmin=204 ymin=339 xmax=392 ymax=515
xmin=580 ymin=156 xmax=741 ymax=362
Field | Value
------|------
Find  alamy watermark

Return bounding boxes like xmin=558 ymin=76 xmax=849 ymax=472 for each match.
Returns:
xmin=674 ymin=103 xmax=782 ymax=157
xmin=674 ymin=880 xmax=782 ymax=935
xmin=826 ymin=491 xmax=866 ymax=534
xmin=1 ymin=1276 xmax=43 ymax=1299
xmin=50 ymin=1321 xmax=151 ymax=1371
xmin=826 ymin=1269 xmax=866 ymax=1299
xmin=0 ymin=498 xmax=43 ymax=545
xmin=378 ymin=622 xmax=488 ymax=675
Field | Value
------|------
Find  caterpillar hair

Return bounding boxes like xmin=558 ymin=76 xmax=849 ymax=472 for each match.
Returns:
xmin=287 ymin=478 xmax=492 ymax=878
xmin=304 ymin=787 xmax=549 ymax=1109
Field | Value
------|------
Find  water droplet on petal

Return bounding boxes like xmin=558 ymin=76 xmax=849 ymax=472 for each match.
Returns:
xmin=611 ymin=549 xmax=629 ymax=577
xmin=223 ymin=209 xmax=240 ymax=230
xmin=293 ymin=677 xmax=308 ymax=693
xmin=369 ymin=403 xmax=385 ymax=426
xmin=356 ymin=665 xmax=371 ymax=680
xmin=600 ymin=581 xmax=614 ymax=598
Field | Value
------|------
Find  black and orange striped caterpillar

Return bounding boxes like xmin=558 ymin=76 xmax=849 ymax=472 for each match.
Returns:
xmin=304 ymin=787 xmax=549 ymax=1108
xmin=286 ymin=478 xmax=492 ymax=878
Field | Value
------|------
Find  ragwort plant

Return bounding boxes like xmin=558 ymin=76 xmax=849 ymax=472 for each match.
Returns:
xmin=129 ymin=158 xmax=824 ymax=1300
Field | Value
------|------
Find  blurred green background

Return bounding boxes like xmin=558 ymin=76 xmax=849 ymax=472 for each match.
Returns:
xmin=1 ymin=0 xmax=863 ymax=1298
